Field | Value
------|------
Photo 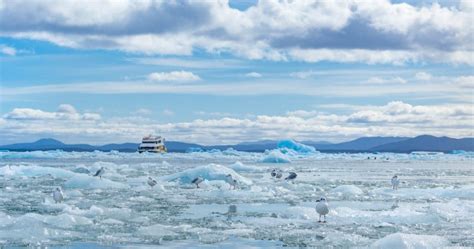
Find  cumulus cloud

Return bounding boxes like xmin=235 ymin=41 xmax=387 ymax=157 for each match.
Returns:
xmin=3 ymin=104 xmax=100 ymax=121
xmin=0 ymin=44 xmax=16 ymax=56
xmin=147 ymin=71 xmax=200 ymax=82
xmin=0 ymin=0 xmax=472 ymax=64
xmin=245 ymin=72 xmax=262 ymax=78
xmin=1 ymin=101 xmax=472 ymax=144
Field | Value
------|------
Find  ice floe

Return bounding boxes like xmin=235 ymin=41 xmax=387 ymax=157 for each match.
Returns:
xmin=161 ymin=163 xmax=252 ymax=185
xmin=371 ymin=233 xmax=449 ymax=249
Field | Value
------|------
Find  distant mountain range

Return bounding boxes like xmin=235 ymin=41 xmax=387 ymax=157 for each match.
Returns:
xmin=0 ymin=135 xmax=472 ymax=153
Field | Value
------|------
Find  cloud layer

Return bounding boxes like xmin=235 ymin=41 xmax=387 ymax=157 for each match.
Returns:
xmin=1 ymin=102 xmax=472 ymax=145
xmin=0 ymin=0 xmax=472 ymax=64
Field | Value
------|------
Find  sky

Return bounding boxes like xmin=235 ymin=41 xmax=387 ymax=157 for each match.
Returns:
xmin=0 ymin=0 xmax=473 ymax=145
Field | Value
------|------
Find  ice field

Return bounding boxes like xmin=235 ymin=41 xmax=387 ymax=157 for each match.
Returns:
xmin=0 ymin=143 xmax=473 ymax=248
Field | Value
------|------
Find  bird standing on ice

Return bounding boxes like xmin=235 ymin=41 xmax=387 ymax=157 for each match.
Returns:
xmin=391 ymin=175 xmax=400 ymax=190
xmin=93 ymin=167 xmax=105 ymax=179
xmin=147 ymin=177 xmax=157 ymax=188
xmin=53 ymin=187 xmax=64 ymax=203
xmin=285 ymin=172 xmax=297 ymax=181
xmin=192 ymin=176 xmax=204 ymax=188
xmin=225 ymin=174 xmax=237 ymax=190
xmin=271 ymin=169 xmax=283 ymax=179
xmin=316 ymin=197 xmax=329 ymax=223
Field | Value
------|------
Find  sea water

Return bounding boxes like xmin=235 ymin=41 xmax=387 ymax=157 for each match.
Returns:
xmin=0 ymin=150 xmax=473 ymax=248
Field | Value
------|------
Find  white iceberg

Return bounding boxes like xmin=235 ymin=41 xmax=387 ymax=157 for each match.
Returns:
xmin=277 ymin=139 xmax=317 ymax=154
xmin=0 ymin=165 xmax=76 ymax=179
xmin=161 ymin=164 xmax=252 ymax=185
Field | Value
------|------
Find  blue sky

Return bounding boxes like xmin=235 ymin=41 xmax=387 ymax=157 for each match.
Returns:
xmin=0 ymin=0 xmax=473 ymax=145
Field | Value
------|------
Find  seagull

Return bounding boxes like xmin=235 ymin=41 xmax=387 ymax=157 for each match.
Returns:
xmin=271 ymin=169 xmax=277 ymax=177
xmin=191 ymin=176 xmax=204 ymax=188
xmin=93 ymin=167 xmax=105 ymax=179
xmin=316 ymin=197 xmax=329 ymax=223
xmin=53 ymin=187 xmax=64 ymax=203
xmin=285 ymin=172 xmax=297 ymax=181
xmin=275 ymin=170 xmax=283 ymax=179
xmin=225 ymin=174 xmax=237 ymax=190
xmin=391 ymin=175 xmax=400 ymax=190
xmin=147 ymin=177 xmax=158 ymax=188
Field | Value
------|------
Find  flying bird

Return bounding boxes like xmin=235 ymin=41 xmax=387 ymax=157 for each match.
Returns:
xmin=53 ymin=187 xmax=64 ymax=203
xmin=192 ymin=176 xmax=204 ymax=188
xmin=147 ymin=177 xmax=158 ymax=188
xmin=285 ymin=172 xmax=297 ymax=181
xmin=391 ymin=175 xmax=400 ymax=190
xmin=93 ymin=167 xmax=105 ymax=179
xmin=316 ymin=197 xmax=329 ymax=223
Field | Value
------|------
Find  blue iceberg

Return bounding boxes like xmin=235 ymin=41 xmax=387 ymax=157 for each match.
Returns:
xmin=277 ymin=139 xmax=316 ymax=154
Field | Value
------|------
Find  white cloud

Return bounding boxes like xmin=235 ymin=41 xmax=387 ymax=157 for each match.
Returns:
xmin=1 ymin=101 xmax=472 ymax=144
xmin=147 ymin=71 xmax=200 ymax=82
xmin=0 ymin=0 xmax=472 ymax=65
xmin=415 ymin=72 xmax=433 ymax=81
xmin=3 ymin=104 xmax=100 ymax=121
xmin=366 ymin=76 xmax=407 ymax=84
xmin=245 ymin=72 xmax=262 ymax=78
xmin=0 ymin=44 xmax=16 ymax=56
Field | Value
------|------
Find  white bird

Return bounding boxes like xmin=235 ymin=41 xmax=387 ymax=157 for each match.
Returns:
xmin=93 ymin=167 xmax=105 ymax=179
xmin=271 ymin=169 xmax=277 ymax=177
xmin=147 ymin=177 xmax=157 ymax=188
xmin=391 ymin=175 xmax=400 ymax=190
xmin=275 ymin=170 xmax=283 ymax=179
xmin=316 ymin=197 xmax=329 ymax=223
xmin=53 ymin=187 xmax=64 ymax=203
xmin=191 ymin=176 xmax=204 ymax=188
xmin=225 ymin=174 xmax=237 ymax=190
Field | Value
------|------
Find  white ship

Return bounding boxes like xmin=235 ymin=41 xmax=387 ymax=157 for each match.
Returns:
xmin=138 ymin=135 xmax=167 ymax=153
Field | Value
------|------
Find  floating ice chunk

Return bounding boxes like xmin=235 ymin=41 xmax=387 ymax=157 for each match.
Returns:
xmin=137 ymin=224 xmax=178 ymax=237
xmin=64 ymin=174 xmax=127 ymax=189
xmin=0 ymin=165 xmax=76 ymax=179
xmin=277 ymin=139 xmax=317 ymax=154
xmin=228 ymin=161 xmax=266 ymax=172
xmin=371 ymin=233 xmax=449 ymax=249
xmin=72 ymin=167 xmax=90 ymax=174
xmin=261 ymin=150 xmax=291 ymax=163
xmin=282 ymin=206 xmax=319 ymax=220
xmin=330 ymin=185 xmax=364 ymax=198
xmin=161 ymin=164 xmax=252 ymax=185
